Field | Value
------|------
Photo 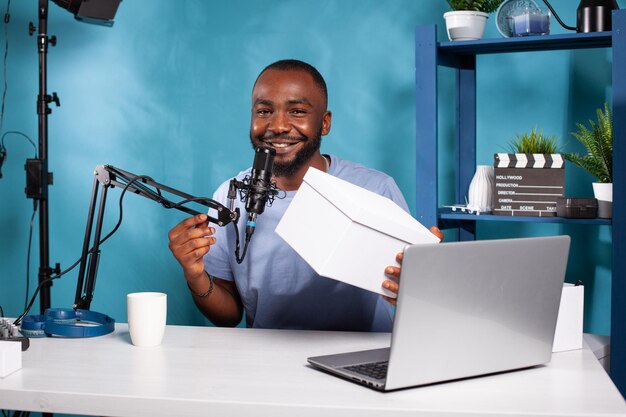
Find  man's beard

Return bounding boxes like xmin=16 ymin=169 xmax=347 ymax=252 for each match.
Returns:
xmin=250 ymin=129 xmax=322 ymax=177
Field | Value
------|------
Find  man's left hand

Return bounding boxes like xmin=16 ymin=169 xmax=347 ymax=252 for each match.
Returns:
xmin=382 ymin=226 xmax=443 ymax=305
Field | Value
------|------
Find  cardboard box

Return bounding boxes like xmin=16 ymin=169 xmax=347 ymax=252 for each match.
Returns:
xmin=552 ymin=283 xmax=584 ymax=352
xmin=275 ymin=167 xmax=440 ymax=298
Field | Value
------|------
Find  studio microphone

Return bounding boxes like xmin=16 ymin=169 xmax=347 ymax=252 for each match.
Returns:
xmin=227 ymin=146 xmax=281 ymax=263
xmin=245 ymin=146 xmax=276 ymax=237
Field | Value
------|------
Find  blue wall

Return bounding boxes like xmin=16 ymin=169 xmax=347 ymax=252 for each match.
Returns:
xmin=0 ymin=0 xmax=620 ymax=333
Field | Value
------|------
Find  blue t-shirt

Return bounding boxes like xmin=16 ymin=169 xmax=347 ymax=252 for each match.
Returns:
xmin=204 ymin=154 xmax=408 ymax=332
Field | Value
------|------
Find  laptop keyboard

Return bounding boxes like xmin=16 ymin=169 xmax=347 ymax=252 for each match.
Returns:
xmin=344 ymin=361 xmax=388 ymax=380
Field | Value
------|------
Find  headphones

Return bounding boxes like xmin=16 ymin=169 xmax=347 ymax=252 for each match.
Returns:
xmin=21 ymin=308 xmax=115 ymax=338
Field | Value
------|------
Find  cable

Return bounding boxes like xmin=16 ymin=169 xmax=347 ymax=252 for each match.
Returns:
xmin=233 ymin=221 xmax=247 ymax=264
xmin=1 ymin=131 xmax=37 ymax=155
xmin=13 ymin=251 xmax=83 ymax=325
xmin=98 ymin=175 xmax=155 ymax=246
xmin=0 ymin=131 xmax=37 ymax=314
xmin=0 ymin=0 xmax=11 ymax=138
xmin=0 ymin=0 xmax=15 ymax=182
xmin=541 ymin=0 xmax=577 ymax=31
xmin=0 ymin=131 xmax=38 ymax=179
xmin=2 ymin=0 xmax=44 ymax=383
xmin=25 ymin=202 xmax=38 ymax=310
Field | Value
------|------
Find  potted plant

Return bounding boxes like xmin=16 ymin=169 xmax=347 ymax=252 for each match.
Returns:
xmin=493 ymin=127 xmax=565 ymax=217
xmin=444 ymin=0 xmax=504 ymax=41
xmin=507 ymin=127 xmax=562 ymax=154
xmin=564 ymin=103 xmax=613 ymax=218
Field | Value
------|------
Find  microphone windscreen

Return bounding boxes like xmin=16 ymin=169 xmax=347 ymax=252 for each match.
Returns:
xmin=246 ymin=146 xmax=276 ymax=215
xmin=252 ymin=146 xmax=275 ymax=173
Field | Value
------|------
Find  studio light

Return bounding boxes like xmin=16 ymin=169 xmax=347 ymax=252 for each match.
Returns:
xmin=542 ymin=0 xmax=619 ymax=33
xmin=51 ymin=0 xmax=122 ymax=26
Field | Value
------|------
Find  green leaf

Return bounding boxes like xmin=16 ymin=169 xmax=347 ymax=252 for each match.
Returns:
xmin=507 ymin=127 xmax=562 ymax=154
xmin=563 ymin=103 xmax=612 ymax=183
xmin=446 ymin=0 xmax=504 ymax=13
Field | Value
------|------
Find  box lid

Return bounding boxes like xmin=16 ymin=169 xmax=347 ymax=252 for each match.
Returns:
xmin=302 ymin=168 xmax=439 ymax=244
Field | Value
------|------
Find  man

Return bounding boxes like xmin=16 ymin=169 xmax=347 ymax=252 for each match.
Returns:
xmin=168 ymin=59 xmax=441 ymax=331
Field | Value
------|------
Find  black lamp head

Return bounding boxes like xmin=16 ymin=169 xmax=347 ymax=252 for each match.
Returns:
xmin=51 ymin=0 xmax=122 ymax=27
xmin=577 ymin=0 xmax=619 ymax=32
xmin=542 ymin=0 xmax=619 ymax=33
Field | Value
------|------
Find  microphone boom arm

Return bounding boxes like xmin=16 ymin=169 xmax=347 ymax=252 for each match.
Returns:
xmin=74 ymin=164 xmax=239 ymax=310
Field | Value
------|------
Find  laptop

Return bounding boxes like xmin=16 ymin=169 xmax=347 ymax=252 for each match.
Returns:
xmin=307 ymin=235 xmax=570 ymax=391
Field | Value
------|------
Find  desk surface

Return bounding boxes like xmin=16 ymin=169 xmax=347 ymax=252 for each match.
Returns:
xmin=0 ymin=324 xmax=625 ymax=417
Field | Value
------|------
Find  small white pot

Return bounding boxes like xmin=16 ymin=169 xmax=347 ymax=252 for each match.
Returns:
xmin=592 ymin=182 xmax=612 ymax=219
xmin=467 ymin=165 xmax=494 ymax=213
xmin=443 ymin=11 xmax=489 ymax=41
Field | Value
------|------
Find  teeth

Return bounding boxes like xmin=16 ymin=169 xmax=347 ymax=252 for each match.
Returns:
xmin=271 ymin=143 xmax=292 ymax=148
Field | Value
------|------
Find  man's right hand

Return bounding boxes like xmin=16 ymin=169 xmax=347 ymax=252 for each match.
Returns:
xmin=168 ymin=214 xmax=243 ymax=327
xmin=167 ymin=214 xmax=216 ymax=281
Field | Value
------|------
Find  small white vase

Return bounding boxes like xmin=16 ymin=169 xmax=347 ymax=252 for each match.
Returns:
xmin=467 ymin=165 xmax=494 ymax=213
xmin=592 ymin=182 xmax=612 ymax=219
xmin=443 ymin=11 xmax=489 ymax=41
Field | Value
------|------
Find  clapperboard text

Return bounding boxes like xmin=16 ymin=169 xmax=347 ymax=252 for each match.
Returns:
xmin=493 ymin=153 xmax=565 ymax=217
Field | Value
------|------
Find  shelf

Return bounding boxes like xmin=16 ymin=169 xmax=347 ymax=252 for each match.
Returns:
xmin=438 ymin=31 xmax=611 ymax=55
xmin=438 ymin=209 xmax=612 ymax=226
xmin=415 ymin=9 xmax=625 ymax=396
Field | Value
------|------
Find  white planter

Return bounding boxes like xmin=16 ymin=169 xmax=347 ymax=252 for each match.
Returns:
xmin=592 ymin=182 xmax=613 ymax=219
xmin=467 ymin=165 xmax=494 ymax=213
xmin=443 ymin=11 xmax=489 ymax=41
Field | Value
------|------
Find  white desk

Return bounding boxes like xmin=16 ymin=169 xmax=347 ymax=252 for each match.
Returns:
xmin=0 ymin=324 xmax=625 ymax=417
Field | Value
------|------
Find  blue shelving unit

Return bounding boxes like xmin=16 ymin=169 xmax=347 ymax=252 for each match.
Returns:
xmin=415 ymin=10 xmax=625 ymax=396
xmin=438 ymin=209 xmax=613 ymax=225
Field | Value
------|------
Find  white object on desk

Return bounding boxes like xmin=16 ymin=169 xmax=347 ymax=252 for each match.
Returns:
xmin=276 ymin=167 xmax=439 ymax=298
xmin=127 ymin=292 xmax=167 ymax=347
xmin=553 ymin=283 xmax=584 ymax=352
xmin=0 ymin=341 xmax=21 ymax=378
xmin=0 ymin=324 xmax=625 ymax=417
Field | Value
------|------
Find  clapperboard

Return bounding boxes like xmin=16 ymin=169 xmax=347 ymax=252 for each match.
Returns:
xmin=493 ymin=153 xmax=565 ymax=217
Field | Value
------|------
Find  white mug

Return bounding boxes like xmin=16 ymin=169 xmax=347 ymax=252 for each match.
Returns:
xmin=127 ymin=292 xmax=167 ymax=347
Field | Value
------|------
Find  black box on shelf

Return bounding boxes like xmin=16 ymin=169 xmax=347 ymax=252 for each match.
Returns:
xmin=492 ymin=154 xmax=565 ymax=217
xmin=556 ymin=197 xmax=598 ymax=218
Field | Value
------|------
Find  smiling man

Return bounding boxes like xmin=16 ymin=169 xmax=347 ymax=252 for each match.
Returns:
xmin=168 ymin=60 xmax=428 ymax=331
xmin=250 ymin=62 xmax=330 ymax=187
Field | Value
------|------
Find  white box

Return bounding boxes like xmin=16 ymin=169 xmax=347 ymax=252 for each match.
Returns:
xmin=0 ymin=341 xmax=22 ymax=378
xmin=552 ymin=283 xmax=584 ymax=352
xmin=276 ymin=167 xmax=440 ymax=297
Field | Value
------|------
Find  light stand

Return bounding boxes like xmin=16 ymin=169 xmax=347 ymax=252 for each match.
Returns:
xmin=24 ymin=0 xmax=59 ymax=315
xmin=24 ymin=0 xmax=121 ymax=315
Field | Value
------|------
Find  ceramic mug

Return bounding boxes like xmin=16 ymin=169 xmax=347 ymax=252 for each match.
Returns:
xmin=127 ymin=292 xmax=167 ymax=347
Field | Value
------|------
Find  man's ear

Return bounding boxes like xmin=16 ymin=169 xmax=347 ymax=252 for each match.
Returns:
xmin=321 ymin=111 xmax=332 ymax=136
